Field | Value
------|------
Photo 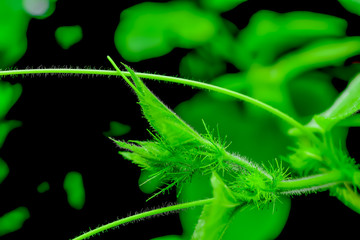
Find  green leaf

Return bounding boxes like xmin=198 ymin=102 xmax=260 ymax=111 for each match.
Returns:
xmin=234 ymin=11 xmax=347 ymax=68
xmin=114 ymin=2 xmax=220 ymax=61
xmin=274 ymin=37 xmax=360 ymax=80
xmin=0 ymin=82 xmax=22 ymax=120
xmin=199 ymin=0 xmax=247 ymax=13
xmin=121 ymin=64 xmax=208 ymax=147
xmin=339 ymin=0 xmax=360 ymax=16
xmin=330 ymin=185 xmax=360 ymax=214
xmin=313 ymin=73 xmax=360 ymax=131
xmin=191 ymin=172 xmax=239 ymax=240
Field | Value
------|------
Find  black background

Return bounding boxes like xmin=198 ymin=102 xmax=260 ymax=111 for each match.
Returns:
xmin=1 ymin=0 xmax=359 ymax=239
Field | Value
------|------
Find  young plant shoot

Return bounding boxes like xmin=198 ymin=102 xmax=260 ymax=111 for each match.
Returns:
xmin=1 ymin=56 xmax=359 ymax=239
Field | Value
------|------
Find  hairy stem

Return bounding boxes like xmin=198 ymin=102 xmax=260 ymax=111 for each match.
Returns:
xmin=72 ymin=198 xmax=213 ymax=240
xmin=0 ymin=65 xmax=319 ymax=143
xmin=277 ymin=170 xmax=344 ymax=192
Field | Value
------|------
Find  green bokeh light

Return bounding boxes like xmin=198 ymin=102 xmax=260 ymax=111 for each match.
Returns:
xmin=115 ymin=2 xmax=220 ymax=61
xmin=0 ymin=207 xmax=30 ymax=236
xmin=63 ymin=171 xmax=85 ymax=210
xmin=55 ymin=25 xmax=83 ymax=50
xmin=0 ymin=158 xmax=9 ymax=184
xmin=103 ymin=121 xmax=130 ymax=137
xmin=37 ymin=181 xmax=50 ymax=193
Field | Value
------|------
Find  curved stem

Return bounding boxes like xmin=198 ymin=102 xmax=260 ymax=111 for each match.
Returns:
xmin=0 ymin=68 xmax=319 ymax=144
xmin=72 ymin=198 xmax=213 ymax=240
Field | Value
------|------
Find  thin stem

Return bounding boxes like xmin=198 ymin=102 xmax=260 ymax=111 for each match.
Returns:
xmin=277 ymin=170 xmax=344 ymax=192
xmin=0 ymin=68 xmax=319 ymax=143
xmin=72 ymin=198 xmax=213 ymax=240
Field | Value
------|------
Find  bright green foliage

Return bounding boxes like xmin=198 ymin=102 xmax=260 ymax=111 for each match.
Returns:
xmin=138 ymin=169 xmax=163 ymax=194
xmin=103 ymin=121 xmax=130 ymax=137
xmin=235 ymin=11 xmax=347 ymax=69
xmin=112 ymin=65 xmax=231 ymax=196
xmin=338 ymin=0 xmax=360 ymax=16
xmin=0 ymin=81 xmax=22 ymax=120
xmin=178 ymin=169 xmax=290 ymax=240
xmin=114 ymin=2 xmax=220 ymax=61
xmin=0 ymin=158 xmax=9 ymax=184
xmin=0 ymin=207 xmax=30 ymax=236
xmin=312 ymin=74 xmax=360 ymax=131
xmin=111 ymin=64 xmax=292 ymax=203
xmin=191 ymin=172 xmax=239 ymax=240
xmin=37 ymin=181 xmax=50 ymax=193
xmin=55 ymin=25 xmax=83 ymax=50
xmin=0 ymin=0 xmax=30 ymax=68
xmin=286 ymin=74 xmax=360 ymax=212
xmin=0 ymin=120 xmax=21 ymax=149
xmin=199 ymin=0 xmax=247 ymax=12
xmin=273 ymin=37 xmax=360 ymax=80
xmin=0 ymin=81 xmax=22 ymax=148
xmin=0 ymin=81 xmax=22 ymax=185
xmin=0 ymin=0 xmax=56 ymax=68
xmin=63 ymin=171 xmax=85 ymax=210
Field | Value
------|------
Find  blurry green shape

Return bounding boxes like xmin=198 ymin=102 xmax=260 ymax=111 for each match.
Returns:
xmin=235 ymin=11 xmax=347 ymax=69
xmin=311 ymin=73 xmax=360 ymax=131
xmin=339 ymin=0 xmax=360 ymax=16
xmin=138 ymin=170 xmax=163 ymax=194
xmin=0 ymin=158 xmax=9 ymax=184
xmin=179 ymin=51 xmax=226 ymax=80
xmin=63 ymin=171 xmax=85 ymax=210
xmin=23 ymin=0 xmax=57 ymax=19
xmin=191 ymin=172 xmax=238 ymax=239
xmin=0 ymin=0 xmax=30 ymax=68
xmin=0 ymin=0 xmax=57 ymax=67
xmin=288 ymin=71 xmax=338 ymax=118
xmin=0 ymin=120 xmax=21 ymax=149
xmin=55 ymin=25 xmax=83 ymax=50
xmin=0 ymin=82 xmax=22 ymax=119
xmin=103 ymin=121 xmax=130 ymax=137
xmin=37 ymin=181 xmax=50 ymax=193
xmin=200 ymin=0 xmax=247 ymax=12
xmin=115 ymin=2 xmax=220 ymax=61
xmin=0 ymin=207 xmax=30 ymax=236
xmin=275 ymin=37 xmax=360 ymax=80
xmin=151 ymin=235 xmax=182 ymax=240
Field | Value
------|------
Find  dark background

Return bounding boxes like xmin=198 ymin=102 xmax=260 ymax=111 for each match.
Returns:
xmin=1 ymin=0 xmax=359 ymax=239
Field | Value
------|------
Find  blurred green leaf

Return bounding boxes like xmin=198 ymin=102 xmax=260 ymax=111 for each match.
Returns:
xmin=235 ymin=11 xmax=347 ymax=69
xmin=275 ymin=37 xmax=360 ymax=80
xmin=191 ymin=172 xmax=238 ymax=240
xmin=0 ymin=120 xmax=21 ymax=149
xmin=0 ymin=158 xmax=9 ymax=184
xmin=338 ymin=0 xmax=360 ymax=16
xmin=115 ymin=2 xmax=220 ymax=61
xmin=200 ymin=0 xmax=247 ymax=13
xmin=55 ymin=25 xmax=83 ymax=50
xmin=312 ymin=73 xmax=360 ymax=131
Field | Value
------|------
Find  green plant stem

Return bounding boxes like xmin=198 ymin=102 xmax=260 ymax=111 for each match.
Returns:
xmin=225 ymin=152 xmax=273 ymax=180
xmin=72 ymin=198 xmax=214 ymax=240
xmin=0 ymin=67 xmax=319 ymax=144
xmin=277 ymin=170 xmax=344 ymax=192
